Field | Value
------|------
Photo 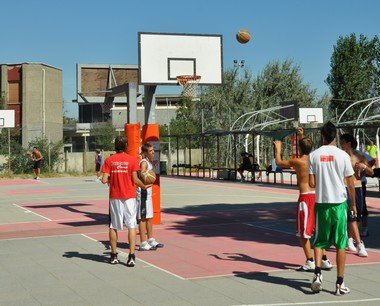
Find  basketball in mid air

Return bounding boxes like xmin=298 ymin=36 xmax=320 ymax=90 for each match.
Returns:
xmin=141 ymin=169 xmax=156 ymax=184
xmin=236 ymin=29 xmax=251 ymax=44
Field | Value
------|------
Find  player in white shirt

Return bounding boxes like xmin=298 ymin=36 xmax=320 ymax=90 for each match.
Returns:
xmin=308 ymin=122 xmax=356 ymax=296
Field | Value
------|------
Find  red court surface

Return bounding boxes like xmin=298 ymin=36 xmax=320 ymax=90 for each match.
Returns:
xmin=1 ymin=197 xmax=380 ymax=279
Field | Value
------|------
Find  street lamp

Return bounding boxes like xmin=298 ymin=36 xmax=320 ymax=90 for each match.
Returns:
xmin=233 ymin=60 xmax=245 ymax=68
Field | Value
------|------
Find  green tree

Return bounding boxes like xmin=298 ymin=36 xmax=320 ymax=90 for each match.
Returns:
xmin=9 ymin=138 xmax=63 ymax=174
xmin=92 ymin=121 xmax=117 ymax=150
xmin=326 ymin=33 xmax=380 ymax=121
xmin=252 ymin=59 xmax=316 ymax=111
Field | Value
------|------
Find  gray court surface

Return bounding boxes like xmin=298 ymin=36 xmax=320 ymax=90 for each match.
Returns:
xmin=0 ymin=175 xmax=380 ymax=306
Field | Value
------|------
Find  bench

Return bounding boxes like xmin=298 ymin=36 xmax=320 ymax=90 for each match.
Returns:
xmin=193 ymin=164 xmax=212 ymax=178
xmin=282 ymin=169 xmax=297 ymax=186
xmin=211 ymin=167 xmax=236 ymax=180
xmin=171 ymin=164 xmax=192 ymax=176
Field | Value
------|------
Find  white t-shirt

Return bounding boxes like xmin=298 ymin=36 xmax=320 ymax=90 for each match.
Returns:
xmin=309 ymin=145 xmax=354 ymax=203
xmin=138 ymin=158 xmax=152 ymax=198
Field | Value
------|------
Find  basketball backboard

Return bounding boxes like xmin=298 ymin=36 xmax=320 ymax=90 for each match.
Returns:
xmin=0 ymin=110 xmax=15 ymax=128
xmin=138 ymin=32 xmax=223 ymax=85
xmin=299 ymin=108 xmax=323 ymax=124
xmin=76 ymin=64 xmax=140 ymax=103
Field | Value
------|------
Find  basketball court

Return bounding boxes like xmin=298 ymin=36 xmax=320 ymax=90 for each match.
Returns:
xmin=1 ymin=175 xmax=380 ymax=305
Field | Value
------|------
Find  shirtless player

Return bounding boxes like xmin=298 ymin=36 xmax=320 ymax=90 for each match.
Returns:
xmin=274 ymin=128 xmax=332 ymax=271
xmin=340 ymin=133 xmax=373 ymax=257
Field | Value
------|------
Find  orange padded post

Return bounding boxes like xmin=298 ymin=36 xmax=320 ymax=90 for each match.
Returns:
xmin=141 ymin=123 xmax=161 ymax=224
xmin=124 ymin=123 xmax=141 ymax=159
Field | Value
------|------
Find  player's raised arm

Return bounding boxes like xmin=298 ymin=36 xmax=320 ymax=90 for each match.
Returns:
xmin=273 ymin=140 xmax=293 ymax=169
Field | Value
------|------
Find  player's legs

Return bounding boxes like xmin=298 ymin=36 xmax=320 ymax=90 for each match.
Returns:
xmin=336 ymin=248 xmax=346 ymax=278
xmin=300 ymin=237 xmax=313 ymax=258
xmin=128 ymin=228 xmax=136 ymax=254
xmin=139 ymin=220 xmax=147 ymax=243
xmin=146 ymin=218 xmax=153 ymax=239
xmin=297 ymin=195 xmax=315 ymax=261
xmin=123 ymin=198 xmax=138 ymax=254
xmin=109 ymin=228 xmax=118 ymax=254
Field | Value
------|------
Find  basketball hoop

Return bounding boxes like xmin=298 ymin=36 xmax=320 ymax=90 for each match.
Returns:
xmin=176 ymin=75 xmax=201 ymax=99
xmin=309 ymin=121 xmax=318 ymax=129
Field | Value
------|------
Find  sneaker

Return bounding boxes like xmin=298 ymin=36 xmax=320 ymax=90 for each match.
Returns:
xmin=321 ymin=259 xmax=333 ymax=270
xmin=110 ymin=252 xmax=119 ymax=264
xmin=357 ymin=241 xmax=368 ymax=257
xmin=335 ymin=282 xmax=350 ymax=296
xmin=126 ymin=253 xmax=135 ymax=267
xmin=139 ymin=241 xmax=157 ymax=251
xmin=311 ymin=273 xmax=323 ymax=293
xmin=34 ymin=177 xmax=40 ymax=180
xmin=297 ymin=259 xmax=315 ymax=272
xmin=148 ymin=238 xmax=164 ymax=248
xmin=347 ymin=237 xmax=356 ymax=252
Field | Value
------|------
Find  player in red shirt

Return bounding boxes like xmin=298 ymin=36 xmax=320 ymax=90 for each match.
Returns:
xmin=102 ymin=136 xmax=151 ymax=267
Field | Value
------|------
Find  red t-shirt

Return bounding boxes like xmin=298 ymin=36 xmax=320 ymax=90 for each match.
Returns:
xmin=102 ymin=152 xmax=140 ymax=199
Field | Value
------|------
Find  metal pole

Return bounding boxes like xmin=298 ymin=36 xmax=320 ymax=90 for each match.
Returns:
xmin=8 ymin=128 xmax=11 ymax=173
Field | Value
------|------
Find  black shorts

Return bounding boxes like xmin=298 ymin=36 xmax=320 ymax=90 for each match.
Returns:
xmin=96 ymin=163 xmax=101 ymax=172
xmin=33 ymin=160 xmax=42 ymax=169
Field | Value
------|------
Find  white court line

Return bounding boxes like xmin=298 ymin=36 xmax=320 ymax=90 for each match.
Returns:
xmin=239 ymin=298 xmax=380 ymax=305
xmin=12 ymin=203 xmax=51 ymax=221
xmin=81 ymin=234 xmax=186 ymax=280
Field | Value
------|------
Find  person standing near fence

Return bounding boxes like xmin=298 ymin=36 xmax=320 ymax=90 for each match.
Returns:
xmin=274 ymin=127 xmax=332 ymax=272
xmin=101 ymin=136 xmax=150 ymax=267
xmin=309 ymin=122 xmax=356 ymax=295
xmin=95 ymin=149 xmax=102 ymax=181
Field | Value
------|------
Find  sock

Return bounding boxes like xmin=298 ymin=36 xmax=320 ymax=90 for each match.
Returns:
xmin=336 ymin=276 xmax=343 ymax=285
xmin=314 ymin=266 xmax=321 ymax=275
xmin=307 ymin=257 xmax=314 ymax=262
xmin=322 ymin=255 xmax=327 ymax=261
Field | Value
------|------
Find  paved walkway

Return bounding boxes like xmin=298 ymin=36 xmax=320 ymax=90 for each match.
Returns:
xmin=0 ymin=176 xmax=380 ymax=305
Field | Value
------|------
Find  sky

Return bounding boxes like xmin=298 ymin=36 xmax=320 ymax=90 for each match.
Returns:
xmin=1 ymin=0 xmax=380 ymax=119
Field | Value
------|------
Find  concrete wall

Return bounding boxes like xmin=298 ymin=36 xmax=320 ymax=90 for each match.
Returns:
xmin=21 ymin=63 xmax=62 ymax=147
xmin=56 ymin=149 xmax=202 ymax=173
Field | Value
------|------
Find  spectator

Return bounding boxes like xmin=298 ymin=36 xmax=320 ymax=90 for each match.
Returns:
xmin=237 ymin=152 xmax=252 ymax=182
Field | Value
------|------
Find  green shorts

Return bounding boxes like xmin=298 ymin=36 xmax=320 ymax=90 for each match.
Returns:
xmin=313 ymin=202 xmax=348 ymax=250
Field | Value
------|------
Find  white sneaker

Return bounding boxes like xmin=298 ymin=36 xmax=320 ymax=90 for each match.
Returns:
xmin=335 ymin=282 xmax=350 ymax=295
xmin=311 ymin=273 xmax=323 ymax=293
xmin=347 ymin=237 xmax=356 ymax=252
xmin=321 ymin=259 xmax=333 ymax=270
xmin=139 ymin=241 xmax=156 ymax=251
xmin=357 ymin=241 xmax=368 ymax=257
xmin=297 ymin=259 xmax=315 ymax=272
xmin=148 ymin=238 xmax=164 ymax=248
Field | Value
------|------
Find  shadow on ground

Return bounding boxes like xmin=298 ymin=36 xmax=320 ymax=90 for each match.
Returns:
xmin=163 ymin=202 xmax=300 ymax=247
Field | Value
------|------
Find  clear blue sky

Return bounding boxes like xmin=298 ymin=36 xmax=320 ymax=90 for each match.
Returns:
xmin=2 ymin=0 xmax=379 ymax=118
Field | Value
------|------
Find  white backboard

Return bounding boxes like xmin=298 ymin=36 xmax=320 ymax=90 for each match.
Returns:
xmin=299 ymin=108 xmax=324 ymax=124
xmin=138 ymin=32 xmax=223 ymax=85
xmin=0 ymin=110 xmax=15 ymax=128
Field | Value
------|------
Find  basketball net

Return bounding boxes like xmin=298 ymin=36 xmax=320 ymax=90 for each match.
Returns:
xmin=176 ymin=75 xmax=201 ymax=99
xmin=309 ymin=121 xmax=318 ymax=129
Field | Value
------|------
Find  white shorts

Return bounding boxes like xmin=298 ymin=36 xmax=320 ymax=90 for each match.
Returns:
xmin=137 ymin=189 xmax=153 ymax=220
xmin=109 ymin=198 xmax=137 ymax=230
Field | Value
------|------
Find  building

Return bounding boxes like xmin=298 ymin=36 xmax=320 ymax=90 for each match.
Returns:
xmin=0 ymin=63 xmax=63 ymax=147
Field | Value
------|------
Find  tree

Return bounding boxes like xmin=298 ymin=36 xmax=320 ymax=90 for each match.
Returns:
xmin=326 ymin=33 xmax=380 ymax=121
xmin=167 ymin=60 xmax=317 ymax=166
xmin=92 ymin=121 xmax=117 ymax=150
xmin=252 ymin=59 xmax=316 ymax=111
